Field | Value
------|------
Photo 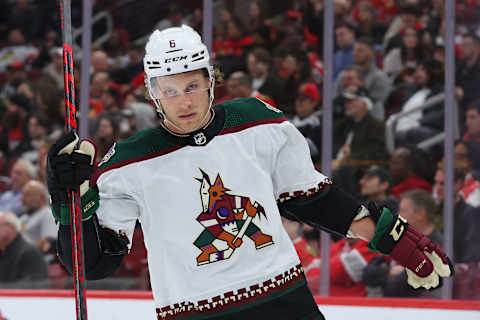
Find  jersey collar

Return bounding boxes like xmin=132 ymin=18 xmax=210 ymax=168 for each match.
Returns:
xmin=157 ymin=106 xmax=225 ymax=147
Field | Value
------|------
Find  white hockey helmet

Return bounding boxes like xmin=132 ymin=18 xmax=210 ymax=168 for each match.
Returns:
xmin=143 ymin=25 xmax=215 ymax=116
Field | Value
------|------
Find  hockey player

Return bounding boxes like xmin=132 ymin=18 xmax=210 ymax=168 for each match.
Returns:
xmin=47 ymin=25 xmax=453 ymax=320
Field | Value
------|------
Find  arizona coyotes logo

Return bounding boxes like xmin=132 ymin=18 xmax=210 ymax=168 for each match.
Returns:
xmin=193 ymin=169 xmax=274 ymax=266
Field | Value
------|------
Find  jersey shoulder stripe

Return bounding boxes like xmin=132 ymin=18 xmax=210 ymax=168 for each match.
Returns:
xmin=94 ymin=98 xmax=286 ymax=178
xmin=94 ymin=127 xmax=181 ymax=177
xmin=218 ymin=97 xmax=287 ymax=134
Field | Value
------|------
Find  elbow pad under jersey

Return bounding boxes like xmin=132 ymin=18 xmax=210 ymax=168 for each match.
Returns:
xmin=57 ymin=214 xmax=128 ymax=280
xmin=278 ymin=185 xmax=361 ymax=237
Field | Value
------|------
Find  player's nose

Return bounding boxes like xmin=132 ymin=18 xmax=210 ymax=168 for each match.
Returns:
xmin=179 ymin=93 xmax=194 ymax=109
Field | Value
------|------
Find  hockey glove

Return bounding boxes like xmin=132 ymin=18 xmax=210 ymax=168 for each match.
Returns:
xmin=366 ymin=202 xmax=453 ymax=290
xmin=47 ymin=132 xmax=98 ymax=225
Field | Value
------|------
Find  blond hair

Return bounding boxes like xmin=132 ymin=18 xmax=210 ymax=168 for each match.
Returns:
xmin=0 ymin=211 xmax=21 ymax=232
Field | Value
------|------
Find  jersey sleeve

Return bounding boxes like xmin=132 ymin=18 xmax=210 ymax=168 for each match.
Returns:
xmin=272 ymin=121 xmax=361 ymax=236
xmin=96 ymin=169 xmax=140 ymax=249
xmin=271 ymin=121 xmax=330 ymax=200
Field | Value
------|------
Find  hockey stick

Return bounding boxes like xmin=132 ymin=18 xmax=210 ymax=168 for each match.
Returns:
xmin=59 ymin=0 xmax=88 ymax=319
xmin=210 ymin=215 xmax=254 ymax=262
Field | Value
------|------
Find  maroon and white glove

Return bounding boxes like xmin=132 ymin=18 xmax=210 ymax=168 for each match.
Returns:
xmin=366 ymin=203 xmax=454 ymax=290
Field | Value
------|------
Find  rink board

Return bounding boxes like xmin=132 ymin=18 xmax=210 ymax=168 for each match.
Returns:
xmin=0 ymin=290 xmax=479 ymax=319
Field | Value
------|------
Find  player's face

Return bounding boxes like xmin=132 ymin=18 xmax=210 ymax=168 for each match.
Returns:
xmin=154 ymin=70 xmax=211 ymax=133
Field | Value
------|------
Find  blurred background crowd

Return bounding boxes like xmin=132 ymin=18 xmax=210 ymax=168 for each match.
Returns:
xmin=0 ymin=0 xmax=479 ymax=301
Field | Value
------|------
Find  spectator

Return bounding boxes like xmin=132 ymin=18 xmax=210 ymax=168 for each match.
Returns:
xmin=214 ymin=15 xmax=252 ymax=77
xmin=383 ymin=27 xmax=425 ymax=81
xmin=333 ymin=65 xmax=364 ymax=120
xmin=101 ymin=85 xmax=122 ymax=112
xmin=110 ymin=44 xmax=145 ymax=86
xmin=334 ymin=22 xmax=356 ymax=80
xmin=335 ymin=37 xmax=391 ymax=120
xmin=290 ymin=82 xmax=322 ymax=163
xmin=218 ymin=8 xmax=232 ymax=26
xmin=5 ymin=0 xmax=42 ymax=40
xmin=91 ymin=50 xmax=110 ymax=74
xmin=464 ymin=100 xmax=480 ymax=142
xmin=325 ymin=237 xmax=382 ymax=296
xmin=354 ymin=1 xmax=388 ymax=47
xmin=456 ymin=32 xmax=480 ymax=119
xmin=383 ymin=4 xmax=423 ymax=54
xmin=155 ymin=4 xmax=187 ymax=31
xmin=94 ymin=114 xmax=119 ymax=161
xmin=188 ymin=8 xmax=203 ymax=33
xmin=301 ymin=0 xmax=325 ymax=51
xmin=280 ymin=49 xmax=312 ymax=115
xmin=32 ymin=81 xmax=64 ymax=139
xmin=359 ymin=166 xmax=398 ymax=213
xmin=20 ymin=113 xmax=49 ymax=167
xmin=0 ymin=159 xmax=36 ymax=216
xmin=224 ymin=71 xmax=276 ymax=106
xmin=423 ymin=0 xmax=444 ymax=45
xmin=432 ymin=43 xmax=445 ymax=64
xmin=363 ymin=189 xmax=443 ymax=297
xmin=246 ymin=47 xmax=284 ymax=106
xmin=224 ymin=71 xmax=253 ymax=100
xmin=0 ymin=93 xmax=32 ymax=162
xmin=333 ymin=88 xmax=389 ymax=171
xmin=463 ymin=101 xmax=480 ymax=172
xmin=281 ymin=218 xmax=320 ymax=295
xmin=0 ymin=28 xmax=38 ymax=72
xmin=393 ymin=60 xmax=444 ymax=145
xmin=383 ymin=65 xmax=418 ymax=119
xmin=0 ymin=60 xmax=29 ymax=100
xmin=19 ymin=180 xmax=56 ymax=246
xmin=41 ymin=47 xmax=63 ymax=89
xmin=123 ymin=94 xmax=157 ymax=133
xmin=89 ymin=84 xmax=124 ymax=136
xmin=89 ymin=72 xmax=111 ymax=118
xmin=103 ymin=28 xmax=130 ymax=69
xmin=433 ymin=160 xmax=480 ymax=299
xmin=0 ymin=211 xmax=48 ymax=287
xmin=431 ymin=159 xmax=465 ymax=207
xmin=246 ymin=1 xmax=268 ymax=34
xmin=32 ymin=30 xmax=60 ymax=70
xmin=454 ymin=141 xmax=480 ymax=206
xmin=389 ymin=147 xmax=432 ymax=199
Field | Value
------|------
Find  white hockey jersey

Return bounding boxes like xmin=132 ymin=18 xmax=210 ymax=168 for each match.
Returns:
xmin=94 ymin=98 xmax=331 ymax=319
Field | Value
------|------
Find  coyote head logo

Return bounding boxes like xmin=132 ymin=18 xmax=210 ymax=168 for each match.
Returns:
xmin=196 ymin=169 xmax=230 ymax=213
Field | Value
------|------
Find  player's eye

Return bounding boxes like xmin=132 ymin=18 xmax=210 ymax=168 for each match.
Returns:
xmin=164 ymin=88 xmax=178 ymax=97
xmin=186 ymin=83 xmax=199 ymax=93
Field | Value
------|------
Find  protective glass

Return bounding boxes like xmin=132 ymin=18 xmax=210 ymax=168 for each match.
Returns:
xmin=149 ymin=75 xmax=210 ymax=100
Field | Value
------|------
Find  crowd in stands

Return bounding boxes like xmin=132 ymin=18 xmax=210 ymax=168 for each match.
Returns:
xmin=0 ymin=0 xmax=479 ymax=300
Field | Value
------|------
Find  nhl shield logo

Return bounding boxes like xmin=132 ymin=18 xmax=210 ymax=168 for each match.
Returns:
xmin=193 ymin=132 xmax=207 ymax=145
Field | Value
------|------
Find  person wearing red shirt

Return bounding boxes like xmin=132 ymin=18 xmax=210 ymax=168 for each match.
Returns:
xmin=325 ymin=238 xmax=382 ymax=296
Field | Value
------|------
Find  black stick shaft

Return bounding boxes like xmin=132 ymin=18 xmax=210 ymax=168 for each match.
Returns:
xmin=59 ymin=1 xmax=88 ymax=319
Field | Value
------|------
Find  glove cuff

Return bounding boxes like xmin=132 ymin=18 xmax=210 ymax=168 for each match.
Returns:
xmin=52 ymin=187 xmax=100 ymax=225
xmin=367 ymin=207 xmax=408 ymax=254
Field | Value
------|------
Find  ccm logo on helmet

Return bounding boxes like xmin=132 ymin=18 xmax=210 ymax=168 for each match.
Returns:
xmin=165 ymin=56 xmax=188 ymax=63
